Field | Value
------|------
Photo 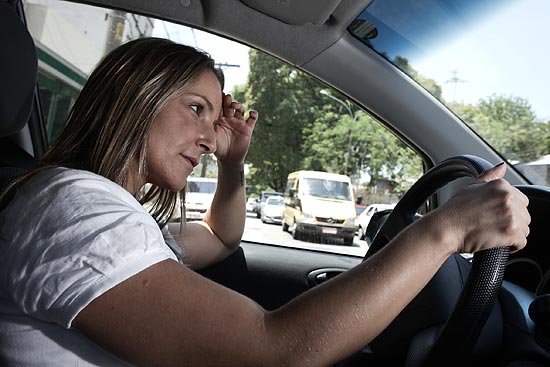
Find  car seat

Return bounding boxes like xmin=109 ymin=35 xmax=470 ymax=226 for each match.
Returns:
xmin=0 ymin=0 xmax=39 ymax=192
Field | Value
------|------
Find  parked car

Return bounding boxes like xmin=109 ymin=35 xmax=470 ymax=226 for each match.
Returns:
xmin=246 ymin=197 xmax=257 ymax=213
xmin=357 ymin=203 xmax=396 ymax=242
xmin=260 ymin=195 xmax=284 ymax=224
xmin=254 ymin=190 xmax=283 ymax=218
xmin=354 ymin=204 xmax=368 ymax=234
xmin=184 ymin=177 xmax=217 ymax=221
xmin=2 ymin=0 xmax=550 ymax=365
xmin=355 ymin=204 xmax=367 ymax=217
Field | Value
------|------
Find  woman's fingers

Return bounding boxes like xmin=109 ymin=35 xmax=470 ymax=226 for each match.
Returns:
xmin=477 ymin=161 xmax=506 ymax=183
xmin=214 ymin=93 xmax=258 ymax=163
xmin=441 ymin=163 xmax=531 ymax=255
xmin=246 ymin=110 xmax=259 ymax=128
xmin=509 ymin=188 xmax=531 ymax=252
xmin=474 ymin=162 xmax=530 ymax=252
xmin=233 ymin=102 xmax=245 ymax=119
xmin=222 ymin=94 xmax=234 ymax=117
xmin=222 ymin=94 xmax=245 ymax=119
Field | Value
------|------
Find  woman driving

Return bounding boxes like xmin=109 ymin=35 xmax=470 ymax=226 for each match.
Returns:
xmin=0 ymin=37 xmax=530 ymax=366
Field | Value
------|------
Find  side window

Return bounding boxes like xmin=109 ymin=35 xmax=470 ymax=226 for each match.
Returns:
xmin=37 ymin=76 xmax=80 ymax=144
xmin=284 ymin=178 xmax=296 ymax=198
xmin=24 ymin=0 xmax=102 ymax=146
xmin=23 ymin=0 xmax=423 ymax=257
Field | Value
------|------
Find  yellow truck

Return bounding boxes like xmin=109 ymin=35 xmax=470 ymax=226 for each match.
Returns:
xmin=282 ymin=170 xmax=357 ymax=245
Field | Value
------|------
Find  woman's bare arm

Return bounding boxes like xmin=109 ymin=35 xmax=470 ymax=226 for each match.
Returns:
xmin=74 ymin=164 xmax=530 ymax=367
xmin=168 ymin=94 xmax=257 ymax=270
xmin=168 ymin=161 xmax=247 ymax=270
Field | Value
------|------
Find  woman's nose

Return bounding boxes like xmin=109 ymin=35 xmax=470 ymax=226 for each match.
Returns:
xmin=198 ymin=123 xmax=216 ymax=154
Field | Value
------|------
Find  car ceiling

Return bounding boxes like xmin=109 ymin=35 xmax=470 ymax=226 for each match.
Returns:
xmin=78 ymin=0 xmax=371 ymax=67
xmin=38 ymin=0 xmax=529 ymax=186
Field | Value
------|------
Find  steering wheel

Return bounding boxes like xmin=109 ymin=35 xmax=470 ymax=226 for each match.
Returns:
xmin=364 ymin=155 xmax=510 ymax=366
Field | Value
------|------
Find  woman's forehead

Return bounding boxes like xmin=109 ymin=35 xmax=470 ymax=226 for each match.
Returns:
xmin=185 ymin=70 xmax=223 ymax=105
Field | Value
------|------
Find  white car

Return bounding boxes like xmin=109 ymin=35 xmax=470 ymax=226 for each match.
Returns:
xmin=260 ymin=196 xmax=284 ymax=224
xmin=246 ymin=197 xmax=257 ymax=213
xmin=184 ymin=177 xmax=217 ymax=221
xmin=357 ymin=204 xmax=396 ymax=242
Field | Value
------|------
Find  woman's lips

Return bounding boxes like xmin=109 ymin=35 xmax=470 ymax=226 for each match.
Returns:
xmin=181 ymin=154 xmax=199 ymax=167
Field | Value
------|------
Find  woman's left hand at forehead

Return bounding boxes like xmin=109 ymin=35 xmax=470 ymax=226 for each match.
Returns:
xmin=214 ymin=93 xmax=258 ymax=165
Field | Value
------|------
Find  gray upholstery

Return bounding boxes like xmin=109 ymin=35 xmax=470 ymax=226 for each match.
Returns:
xmin=0 ymin=1 xmax=37 ymax=137
xmin=0 ymin=1 xmax=38 ymax=192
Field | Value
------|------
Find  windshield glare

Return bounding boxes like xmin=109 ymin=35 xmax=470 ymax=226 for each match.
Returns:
xmin=302 ymin=178 xmax=352 ymax=201
xmin=267 ymin=198 xmax=284 ymax=206
xmin=188 ymin=181 xmax=217 ymax=194
xmin=350 ymin=0 xmax=550 ymax=187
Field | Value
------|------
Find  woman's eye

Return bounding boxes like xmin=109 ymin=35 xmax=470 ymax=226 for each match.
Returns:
xmin=190 ymin=104 xmax=204 ymax=114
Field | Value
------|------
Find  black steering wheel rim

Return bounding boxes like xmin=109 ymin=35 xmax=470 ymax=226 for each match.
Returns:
xmin=364 ymin=155 xmax=510 ymax=366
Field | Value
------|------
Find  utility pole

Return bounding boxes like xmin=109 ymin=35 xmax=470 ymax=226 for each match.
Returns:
xmin=445 ymin=70 xmax=466 ymax=101
xmin=320 ymin=90 xmax=356 ymax=177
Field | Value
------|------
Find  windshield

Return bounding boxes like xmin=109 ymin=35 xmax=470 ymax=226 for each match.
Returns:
xmin=262 ymin=192 xmax=282 ymax=201
xmin=24 ymin=0 xmax=426 ymax=256
xmin=267 ymin=197 xmax=284 ymax=206
xmin=301 ymin=178 xmax=352 ymax=201
xmin=188 ymin=181 xmax=217 ymax=194
xmin=350 ymin=0 xmax=550 ymax=187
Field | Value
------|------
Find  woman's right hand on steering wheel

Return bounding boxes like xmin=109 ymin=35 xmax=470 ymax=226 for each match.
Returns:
xmin=431 ymin=162 xmax=530 ymax=255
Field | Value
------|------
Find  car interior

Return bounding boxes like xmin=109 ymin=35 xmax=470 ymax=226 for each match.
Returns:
xmin=1 ymin=0 xmax=550 ymax=365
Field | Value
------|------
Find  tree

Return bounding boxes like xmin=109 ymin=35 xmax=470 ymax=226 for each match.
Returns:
xmin=393 ymin=56 xmax=442 ymax=99
xmin=234 ymin=50 xmax=425 ymax=194
xmin=233 ymin=50 xmax=327 ymax=192
xmin=451 ymin=95 xmax=549 ymax=163
xmin=303 ymin=109 xmax=422 ymax=192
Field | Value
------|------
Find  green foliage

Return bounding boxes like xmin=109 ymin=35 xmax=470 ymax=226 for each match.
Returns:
xmin=234 ymin=51 xmax=550 ymax=197
xmin=235 ymin=50 xmax=328 ymax=193
xmin=451 ymin=95 xmax=549 ymax=163
xmin=302 ymin=110 xmax=422 ymax=191
xmin=235 ymin=50 xmax=424 ymax=195
xmin=393 ymin=56 xmax=442 ymax=99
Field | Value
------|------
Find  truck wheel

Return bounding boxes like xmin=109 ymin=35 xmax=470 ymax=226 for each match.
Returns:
xmin=343 ymin=236 xmax=354 ymax=246
xmin=359 ymin=226 xmax=365 ymax=240
xmin=291 ymin=221 xmax=301 ymax=240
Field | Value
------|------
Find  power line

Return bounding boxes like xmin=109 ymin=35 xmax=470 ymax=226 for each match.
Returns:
xmin=215 ymin=62 xmax=240 ymax=69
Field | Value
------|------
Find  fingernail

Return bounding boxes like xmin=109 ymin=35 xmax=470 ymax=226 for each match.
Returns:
xmin=250 ymin=110 xmax=258 ymax=116
xmin=494 ymin=161 xmax=505 ymax=168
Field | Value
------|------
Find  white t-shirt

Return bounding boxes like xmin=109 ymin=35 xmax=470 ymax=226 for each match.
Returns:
xmin=0 ymin=167 xmax=180 ymax=366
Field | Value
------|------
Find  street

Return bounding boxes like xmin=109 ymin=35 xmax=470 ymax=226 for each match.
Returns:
xmin=242 ymin=212 xmax=369 ymax=257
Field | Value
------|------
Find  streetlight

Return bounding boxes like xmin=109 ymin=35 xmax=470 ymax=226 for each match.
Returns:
xmin=319 ymin=89 xmax=356 ymax=176
xmin=320 ymin=89 xmax=354 ymax=120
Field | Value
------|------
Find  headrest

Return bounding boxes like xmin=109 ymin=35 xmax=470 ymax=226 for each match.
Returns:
xmin=0 ymin=2 xmax=38 ymax=137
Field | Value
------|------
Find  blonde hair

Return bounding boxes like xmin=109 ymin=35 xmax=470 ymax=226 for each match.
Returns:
xmin=3 ymin=38 xmax=224 ymax=226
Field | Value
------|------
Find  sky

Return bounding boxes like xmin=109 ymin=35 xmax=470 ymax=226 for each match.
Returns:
xmin=153 ymin=23 xmax=250 ymax=94
xmin=415 ymin=0 xmax=550 ymax=121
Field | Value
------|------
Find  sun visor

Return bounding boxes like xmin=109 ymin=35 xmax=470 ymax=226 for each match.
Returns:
xmin=239 ymin=0 xmax=342 ymax=25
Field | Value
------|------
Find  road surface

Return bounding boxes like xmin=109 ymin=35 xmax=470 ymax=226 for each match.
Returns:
xmin=242 ymin=212 xmax=369 ymax=257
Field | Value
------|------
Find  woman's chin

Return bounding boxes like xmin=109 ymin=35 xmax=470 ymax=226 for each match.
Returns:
xmin=150 ymin=177 xmax=188 ymax=192
xmin=167 ymin=181 xmax=187 ymax=192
